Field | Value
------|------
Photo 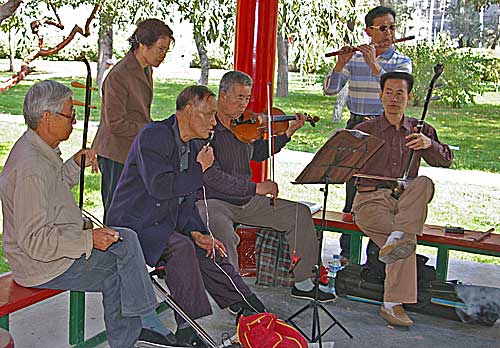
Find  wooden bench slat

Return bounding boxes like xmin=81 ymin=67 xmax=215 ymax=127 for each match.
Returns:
xmin=312 ymin=211 xmax=500 ymax=253
xmin=0 ymin=274 xmax=63 ymax=317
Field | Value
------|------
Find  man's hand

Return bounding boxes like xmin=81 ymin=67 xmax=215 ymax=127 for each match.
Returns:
xmin=191 ymin=231 xmax=227 ymax=258
xmin=357 ymin=44 xmax=381 ymax=75
xmin=73 ymin=149 xmax=98 ymax=173
xmin=333 ymin=46 xmax=355 ymax=72
xmin=92 ymin=228 xmax=121 ymax=251
xmin=285 ymin=113 xmax=307 ymax=138
xmin=405 ymin=128 xmax=432 ymax=150
xmin=197 ymin=145 xmax=214 ymax=172
xmin=256 ymin=180 xmax=278 ymax=198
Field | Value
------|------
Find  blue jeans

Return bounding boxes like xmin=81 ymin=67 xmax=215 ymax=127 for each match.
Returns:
xmin=36 ymin=227 xmax=157 ymax=348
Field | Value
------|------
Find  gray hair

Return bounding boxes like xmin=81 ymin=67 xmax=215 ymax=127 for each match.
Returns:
xmin=218 ymin=71 xmax=253 ymax=96
xmin=176 ymin=85 xmax=216 ymax=111
xmin=23 ymin=80 xmax=72 ymax=130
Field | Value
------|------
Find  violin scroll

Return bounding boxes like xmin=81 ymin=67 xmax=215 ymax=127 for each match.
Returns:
xmin=304 ymin=113 xmax=319 ymax=127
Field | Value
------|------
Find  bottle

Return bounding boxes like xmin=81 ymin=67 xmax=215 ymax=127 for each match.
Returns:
xmin=328 ymin=254 xmax=342 ymax=294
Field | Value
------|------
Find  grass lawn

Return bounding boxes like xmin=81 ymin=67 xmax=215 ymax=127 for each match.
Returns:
xmin=0 ymin=76 xmax=498 ymax=173
xmin=0 ymin=73 xmax=499 ymax=273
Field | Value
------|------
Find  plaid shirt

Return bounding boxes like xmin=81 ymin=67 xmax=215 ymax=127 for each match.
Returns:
xmin=324 ymin=46 xmax=412 ymax=116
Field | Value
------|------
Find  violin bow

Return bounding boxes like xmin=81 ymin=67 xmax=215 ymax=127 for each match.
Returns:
xmin=402 ymin=63 xmax=444 ymax=180
xmin=78 ymin=57 xmax=93 ymax=209
xmin=266 ymin=82 xmax=276 ymax=207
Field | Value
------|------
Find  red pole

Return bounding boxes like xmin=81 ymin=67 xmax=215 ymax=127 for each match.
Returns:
xmin=234 ymin=0 xmax=279 ymax=183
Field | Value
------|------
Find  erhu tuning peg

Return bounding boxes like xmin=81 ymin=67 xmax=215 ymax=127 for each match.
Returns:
xmin=434 ymin=82 xmax=444 ymax=88
xmin=73 ymin=99 xmax=97 ymax=109
xmin=431 ymin=95 xmax=441 ymax=101
xmin=71 ymin=81 xmax=97 ymax=91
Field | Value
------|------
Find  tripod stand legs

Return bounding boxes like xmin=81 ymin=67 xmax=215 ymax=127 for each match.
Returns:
xmin=286 ymin=299 xmax=353 ymax=346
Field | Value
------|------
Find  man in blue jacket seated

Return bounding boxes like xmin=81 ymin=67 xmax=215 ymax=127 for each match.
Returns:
xmin=106 ymin=85 xmax=266 ymax=348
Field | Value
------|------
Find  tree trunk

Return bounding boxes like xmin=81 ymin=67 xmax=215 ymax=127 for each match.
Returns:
xmin=491 ymin=13 xmax=500 ymax=49
xmin=8 ymin=29 xmax=14 ymax=72
xmin=0 ymin=0 xmax=22 ymax=25
xmin=97 ymin=14 xmax=113 ymax=89
xmin=276 ymin=31 xmax=288 ymax=98
xmin=332 ymin=85 xmax=348 ymax=122
xmin=194 ymin=35 xmax=209 ymax=85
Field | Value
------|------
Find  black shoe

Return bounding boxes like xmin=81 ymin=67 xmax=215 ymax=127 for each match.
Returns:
xmin=137 ymin=329 xmax=187 ymax=348
xmin=175 ymin=327 xmax=208 ymax=348
xmin=228 ymin=302 xmax=243 ymax=315
xmin=291 ymin=286 xmax=336 ymax=303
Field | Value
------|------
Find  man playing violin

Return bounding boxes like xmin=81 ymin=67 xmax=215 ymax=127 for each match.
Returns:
xmin=193 ymin=71 xmax=335 ymax=304
xmin=323 ymin=5 xmax=412 ymax=265
xmin=352 ymin=71 xmax=453 ymax=327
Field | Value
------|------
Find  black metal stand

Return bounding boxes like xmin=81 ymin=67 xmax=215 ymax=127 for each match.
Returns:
xmin=286 ymin=183 xmax=353 ymax=345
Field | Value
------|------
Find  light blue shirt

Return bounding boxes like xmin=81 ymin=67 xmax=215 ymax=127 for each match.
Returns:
xmin=324 ymin=46 xmax=412 ymax=116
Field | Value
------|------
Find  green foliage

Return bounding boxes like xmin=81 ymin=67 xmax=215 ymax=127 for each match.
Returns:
xmin=399 ymin=33 xmax=491 ymax=108
xmin=189 ymin=55 xmax=230 ymax=70
xmin=282 ymin=0 xmax=371 ymax=75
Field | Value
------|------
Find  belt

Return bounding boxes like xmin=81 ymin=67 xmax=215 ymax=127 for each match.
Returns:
xmin=357 ymin=183 xmax=395 ymax=192
xmin=349 ymin=113 xmax=378 ymax=122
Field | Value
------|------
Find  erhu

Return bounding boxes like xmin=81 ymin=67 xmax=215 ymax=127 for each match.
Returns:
xmin=71 ymin=57 xmax=96 ymax=228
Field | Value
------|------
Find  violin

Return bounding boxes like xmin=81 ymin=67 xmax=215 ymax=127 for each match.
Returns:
xmin=230 ymin=107 xmax=319 ymax=143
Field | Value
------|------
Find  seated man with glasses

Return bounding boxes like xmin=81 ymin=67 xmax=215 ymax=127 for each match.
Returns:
xmin=323 ymin=5 xmax=412 ymax=265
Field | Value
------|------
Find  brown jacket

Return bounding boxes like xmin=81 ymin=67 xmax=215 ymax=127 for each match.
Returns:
xmin=92 ymin=51 xmax=153 ymax=163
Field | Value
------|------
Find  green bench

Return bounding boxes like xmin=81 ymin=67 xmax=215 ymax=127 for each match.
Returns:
xmin=0 ymin=273 xmax=107 ymax=347
xmin=312 ymin=211 xmax=500 ymax=281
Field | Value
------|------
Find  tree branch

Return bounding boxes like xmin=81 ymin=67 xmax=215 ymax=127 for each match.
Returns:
xmin=0 ymin=3 xmax=100 ymax=93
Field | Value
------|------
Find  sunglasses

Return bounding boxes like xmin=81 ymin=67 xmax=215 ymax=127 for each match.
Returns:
xmin=56 ymin=109 xmax=76 ymax=121
xmin=369 ymin=24 xmax=397 ymax=32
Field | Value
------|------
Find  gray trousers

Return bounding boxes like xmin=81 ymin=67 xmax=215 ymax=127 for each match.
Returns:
xmin=352 ymin=176 xmax=435 ymax=303
xmin=196 ymin=196 xmax=319 ymax=282
xmin=36 ymin=227 xmax=157 ymax=348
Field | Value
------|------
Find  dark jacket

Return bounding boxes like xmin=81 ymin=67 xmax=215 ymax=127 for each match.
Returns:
xmin=106 ymin=115 xmax=207 ymax=266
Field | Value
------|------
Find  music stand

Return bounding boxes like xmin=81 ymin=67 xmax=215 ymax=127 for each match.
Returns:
xmin=286 ymin=129 xmax=384 ymax=346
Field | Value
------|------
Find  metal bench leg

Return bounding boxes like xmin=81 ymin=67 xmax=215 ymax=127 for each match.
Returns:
xmin=0 ymin=315 xmax=8 ymax=330
xmin=69 ymin=291 xmax=85 ymax=345
xmin=436 ymin=246 xmax=449 ymax=281
xmin=350 ymin=234 xmax=362 ymax=264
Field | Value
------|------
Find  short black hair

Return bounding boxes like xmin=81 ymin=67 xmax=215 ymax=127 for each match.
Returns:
xmin=365 ymin=6 xmax=396 ymax=27
xmin=380 ymin=71 xmax=414 ymax=93
xmin=129 ymin=18 xmax=175 ymax=51
xmin=176 ymin=85 xmax=216 ymax=111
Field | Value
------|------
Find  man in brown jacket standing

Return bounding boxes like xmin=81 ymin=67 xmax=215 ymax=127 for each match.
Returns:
xmin=92 ymin=19 xmax=174 ymax=222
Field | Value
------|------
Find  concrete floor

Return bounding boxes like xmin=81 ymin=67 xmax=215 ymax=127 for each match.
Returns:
xmin=6 ymin=234 xmax=500 ymax=348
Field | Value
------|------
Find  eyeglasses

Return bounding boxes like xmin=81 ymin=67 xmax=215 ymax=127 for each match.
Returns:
xmin=55 ymin=109 xmax=76 ymax=121
xmin=369 ymin=24 xmax=397 ymax=32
